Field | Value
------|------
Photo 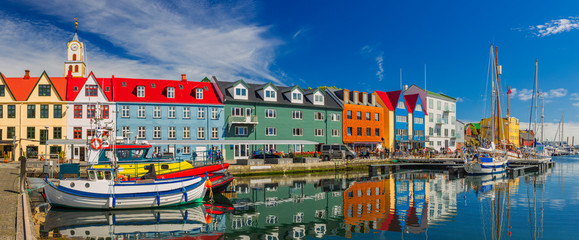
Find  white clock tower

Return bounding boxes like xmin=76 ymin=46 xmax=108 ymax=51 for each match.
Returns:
xmin=64 ymin=20 xmax=86 ymax=77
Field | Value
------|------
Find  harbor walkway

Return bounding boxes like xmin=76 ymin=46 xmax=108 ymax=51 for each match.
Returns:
xmin=0 ymin=162 xmax=20 ymax=240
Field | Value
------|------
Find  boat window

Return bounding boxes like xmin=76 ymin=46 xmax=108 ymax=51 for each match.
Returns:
xmin=88 ymin=171 xmax=96 ymax=180
xmin=131 ymin=149 xmax=144 ymax=158
xmin=104 ymin=171 xmax=112 ymax=180
xmin=117 ymin=150 xmax=130 ymax=159
xmin=97 ymin=171 xmax=104 ymax=180
xmin=161 ymin=164 xmax=169 ymax=170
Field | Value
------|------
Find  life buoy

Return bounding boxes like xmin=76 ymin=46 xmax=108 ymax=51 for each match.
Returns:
xmin=91 ymin=138 xmax=103 ymax=150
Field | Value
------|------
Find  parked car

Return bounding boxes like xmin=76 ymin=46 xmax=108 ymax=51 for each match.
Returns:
xmin=320 ymin=144 xmax=356 ymax=161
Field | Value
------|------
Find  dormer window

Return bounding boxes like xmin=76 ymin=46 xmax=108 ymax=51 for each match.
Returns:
xmin=105 ymin=87 xmax=110 ymax=92
xmin=122 ymin=82 xmax=127 ymax=87
xmin=415 ymin=104 xmax=422 ymax=112
xmin=151 ymin=83 xmax=156 ymax=88
xmin=137 ymin=86 xmax=145 ymax=98
xmin=314 ymin=94 xmax=324 ymax=105
xmin=196 ymin=88 xmax=203 ymax=99
xmin=397 ymin=101 xmax=405 ymax=109
xmin=85 ymin=85 xmax=98 ymax=97
xmin=234 ymin=87 xmax=247 ymax=98
xmin=292 ymin=92 xmax=302 ymax=101
xmin=265 ymin=89 xmax=276 ymax=101
xmin=167 ymin=87 xmax=175 ymax=98
xmin=353 ymin=92 xmax=359 ymax=104
xmin=73 ymin=86 xmax=79 ymax=92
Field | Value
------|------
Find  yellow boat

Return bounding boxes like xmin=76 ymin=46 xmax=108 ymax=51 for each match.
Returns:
xmin=91 ymin=160 xmax=194 ymax=179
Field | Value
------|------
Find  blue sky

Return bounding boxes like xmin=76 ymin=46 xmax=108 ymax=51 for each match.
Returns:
xmin=1 ymin=0 xmax=579 ymax=140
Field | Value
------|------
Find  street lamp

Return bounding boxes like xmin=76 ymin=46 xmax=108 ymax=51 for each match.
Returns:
xmin=44 ymin=125 xmax=49 ymax=160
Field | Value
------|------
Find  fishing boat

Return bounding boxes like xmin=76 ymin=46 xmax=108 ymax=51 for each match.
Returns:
xmin=43 ymin=118 xmax=209 ymax=209
xmin=464 ymin=45 xmax=508 ymax=175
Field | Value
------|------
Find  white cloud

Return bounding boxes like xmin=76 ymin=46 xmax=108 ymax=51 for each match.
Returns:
xmin=520 ymin=121 xmax=579 ymax=143
xmin=531 ymin=17 xmax=579 ymax=37
xmin=360 ymin=45 xmax=384 ymax=82
xmin=509 ymin=87 xmax=517 ymax=96
xmin=456 ymin=97 xmax=464 ymax=102
xmin=0 ymin=0 xmax=285 ymax=84
xmin=572 ymin=102 xmax=579 ymax=107
xmin=570 ymin=93 xmax=579 ymax=101
xmin=292 ymin=27 xmax=307 ymax=39
xmin=544 ymin=88 xmax=568 ymax=98
xmin=517 ymin=88 xmax=534 ymax=101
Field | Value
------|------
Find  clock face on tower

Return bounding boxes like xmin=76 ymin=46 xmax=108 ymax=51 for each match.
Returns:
xmin=70 ymin=43 xmax=78 ymax=51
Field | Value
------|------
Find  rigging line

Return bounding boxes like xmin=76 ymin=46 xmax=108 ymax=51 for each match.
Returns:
xmin=483 ymin=46 xmax=492 ymax=120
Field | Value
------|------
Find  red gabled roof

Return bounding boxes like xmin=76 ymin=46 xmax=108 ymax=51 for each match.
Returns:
xmin=404 ymin=94 xmax=419 ymax=113
xmin=2 ymin=71 xmax=67 ymax=101
xmin=376 ymin=90 xmax=404 ymax=111
xmin=66 ymin=72 xmax=114 ymax=101
xmin=111 ymin=76 xmax=222 ymax=104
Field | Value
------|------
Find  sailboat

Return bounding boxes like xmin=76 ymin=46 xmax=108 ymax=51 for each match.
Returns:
xmin=464 ymin=45 xmax=509 ymax=175
xmin=43 ymin=107 xmax=208 ymax=209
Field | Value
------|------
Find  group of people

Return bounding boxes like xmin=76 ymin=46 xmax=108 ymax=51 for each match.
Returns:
xmin=191 ymin=149 xmax=223 ymax=161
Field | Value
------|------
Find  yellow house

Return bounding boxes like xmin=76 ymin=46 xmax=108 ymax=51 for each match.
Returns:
xmin=0 ymin=70 xmax=68 ymax=160
xmin=480 ymin=116 xmax=519 ymax=148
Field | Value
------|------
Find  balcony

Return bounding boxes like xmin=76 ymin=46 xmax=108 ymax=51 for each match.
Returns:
xmin=227 ymin=115 xmax=259 ymax=129
xmin=443 ymin=106 xmax=454 ymax=113
xmin=435 ymin=119 xmax=448 ymax=125
xmin=413 ymin=135 xmax=425 ymax=141
xmin=395 ymin=135 xmax=409 ymax=141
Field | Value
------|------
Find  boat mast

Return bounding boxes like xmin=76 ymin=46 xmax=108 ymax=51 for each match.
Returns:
xmin=541 ymin=93 xmax=544 ymax=143
xmin=528 ymin=60 xmax=537 ymax=147
xmin=534 ymin=60 xmax=538 ymax=145
xmin=494 ymin=46 xmax=502 ymax=148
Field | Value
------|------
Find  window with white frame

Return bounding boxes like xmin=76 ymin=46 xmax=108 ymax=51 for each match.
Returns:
xmin=331 ymin=113 xmax=340 ymax=121
xmin=415 ymin=104 xmax=422 ymax=112
xmin=153 ymin=106 xmax=161 ymax=118
xmin=265 ymin=89 xmax=276 ymax=100
xmin=429 ymin=99 xmax=433 ymax=109
xmin=153 ymin=126 xmax=161 ymax=139
xmin=265 ymin=144 xmax=276 ymax=152
xmin=122 ymin=126 xmax=130 ymax=138
xmin=138 ymin=106 xmax=146 ymax=118
xmin=197 ymin=108 xmax=205 ymax=119
xmin=375 ymin=113 xmax=379 ymax=121
xmin=314 ymin=94 xmax=324 ymax=104
xmin=265 ymin=127 xmax=277 ymax=136
xmin=122 ymin=106 xmax=130 ymax=118
xmin=292 ymin=92 xmax=302 ymax=101
xmin=315 ymin=128 xmax=324 ymax=136
xmin=197 ymin=127 xmax=205 ymax=139
xmin=293 ymin=128 xmax=303 ymax=136
xmin=138 ymin=126 xmax=146 ymax=139
xmin=332 ymin=129 xmax=340 ymax=137
xmin=211 ymin=128 xmax=218 ymax=139
xmin=183 ymin=107 xmax=190 ymax=119
xmin=366 ymin=112 xmax=370 ymax=120
xmin=265 ymin=109 xmax=277 ymax=118
xmin=183 ymin=127 xmax=190 ymax=139
xmin=292 ymin=111 xmax=302 ymax=119
xmin=235 ymin=126 xmax=247 ymax=136
xmin=234 ymin=87 xmax=247 ymax=98
xmin=314 ymin=112 xmax=324 ymax=120
xmin=167 ymin=87 xmax=175 ymax=98
xmin=231 ymin=107 xmax=244 ymax=117
xmin=414 ymin=117 xmax=424 ymax=124
xmin=294 ymin=144 xmax=302 ymax=152
xmin=154 ymin=146 xmax=161 ymax=154
xmin=397 ymin=101 xmax=406 ymax=109
xmin=211 ymin=108 xmax=218 ymax=119
xmin=183 ymin=146 xmax=190 ymax=154
xmin=168 ymin=106 xmax=176 ymax=118
xmin=396 ymin=115 xmax=407 ymax=122
xmin=196 ymin=88 xmax=203 ymax=99
xmin=168 ymin=126 xmax=176 ymax=139
xmin=137 ymin=86 xmax=145 ymax=97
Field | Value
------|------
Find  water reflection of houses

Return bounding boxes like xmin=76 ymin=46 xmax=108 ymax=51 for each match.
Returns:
xmin=343 ymin=173 xmax=474 ymax=237
xmin=343 ymin=173 xmax=430 ymax=237
xmin=226 ymin=174 xmax=359 ymax=239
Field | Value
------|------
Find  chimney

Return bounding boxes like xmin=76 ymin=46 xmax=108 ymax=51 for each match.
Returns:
xmin=181 ymin=74 xmax=187 ymax=82
xmin=24 ymin=70 xmax=30 ymax=80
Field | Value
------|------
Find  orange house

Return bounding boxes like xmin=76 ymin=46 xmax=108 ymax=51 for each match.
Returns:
xmin=326 ymin=89 xmax=385 ymax=150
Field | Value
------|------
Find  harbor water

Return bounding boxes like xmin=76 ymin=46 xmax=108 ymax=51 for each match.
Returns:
xmin=33 ymin=155 xmax=579 ymax=239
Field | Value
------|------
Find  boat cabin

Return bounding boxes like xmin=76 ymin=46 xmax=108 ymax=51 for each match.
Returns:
xmin=87 ymin=168 xmax=115 ymax=181
xmin=96 ymin=144 xmax=152 ymax=163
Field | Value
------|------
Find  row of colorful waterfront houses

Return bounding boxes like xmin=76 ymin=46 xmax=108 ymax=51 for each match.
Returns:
xmin=0 ymin=31 xmax=463 ymax=162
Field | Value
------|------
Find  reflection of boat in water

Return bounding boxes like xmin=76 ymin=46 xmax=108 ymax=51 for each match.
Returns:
xmin=43 ymin=203 xmax=216 ymax=239
xmin=465 ymin=172 xmax=508 ymax=198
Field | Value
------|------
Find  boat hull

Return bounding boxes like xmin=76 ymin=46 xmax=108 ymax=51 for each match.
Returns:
xmin=464 ymin=160 xmax=508 ymax=175
xmin=44 ymin=177 xmax=207 ymax=209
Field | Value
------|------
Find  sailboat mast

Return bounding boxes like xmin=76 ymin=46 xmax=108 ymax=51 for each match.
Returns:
xmin=528 ymin=60 xmax=537 ymax=145
xmin=494 ymin=46 xmax=502 ymax=146
xmin=541 ymin=93 xmax=544 ymax=143
xmin=534 ymin=60 xmax=538 ymax=143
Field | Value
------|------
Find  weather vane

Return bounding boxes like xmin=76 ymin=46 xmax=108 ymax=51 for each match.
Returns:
xmin=74 ymin=18 xmax=78 ymax=31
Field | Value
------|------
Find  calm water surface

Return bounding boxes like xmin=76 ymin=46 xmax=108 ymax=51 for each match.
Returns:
xmin=34 ymin=156 xmax=579 ymax=239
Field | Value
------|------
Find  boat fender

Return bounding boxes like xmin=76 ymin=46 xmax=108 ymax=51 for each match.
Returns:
xmin=156 ymin=194 xmax=161 ymax=206
xmin=205 ymin=215 xmax=213 ymax=224
xmin=183 ymin=190 xmax=188 ymax=202
xmin=113 ymin=196 xmax=116 ymax=207
xmin=108 ymin=196 xmax=113 ymax=208
xmin=205 ymin=179 xmax=212 ymax=188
